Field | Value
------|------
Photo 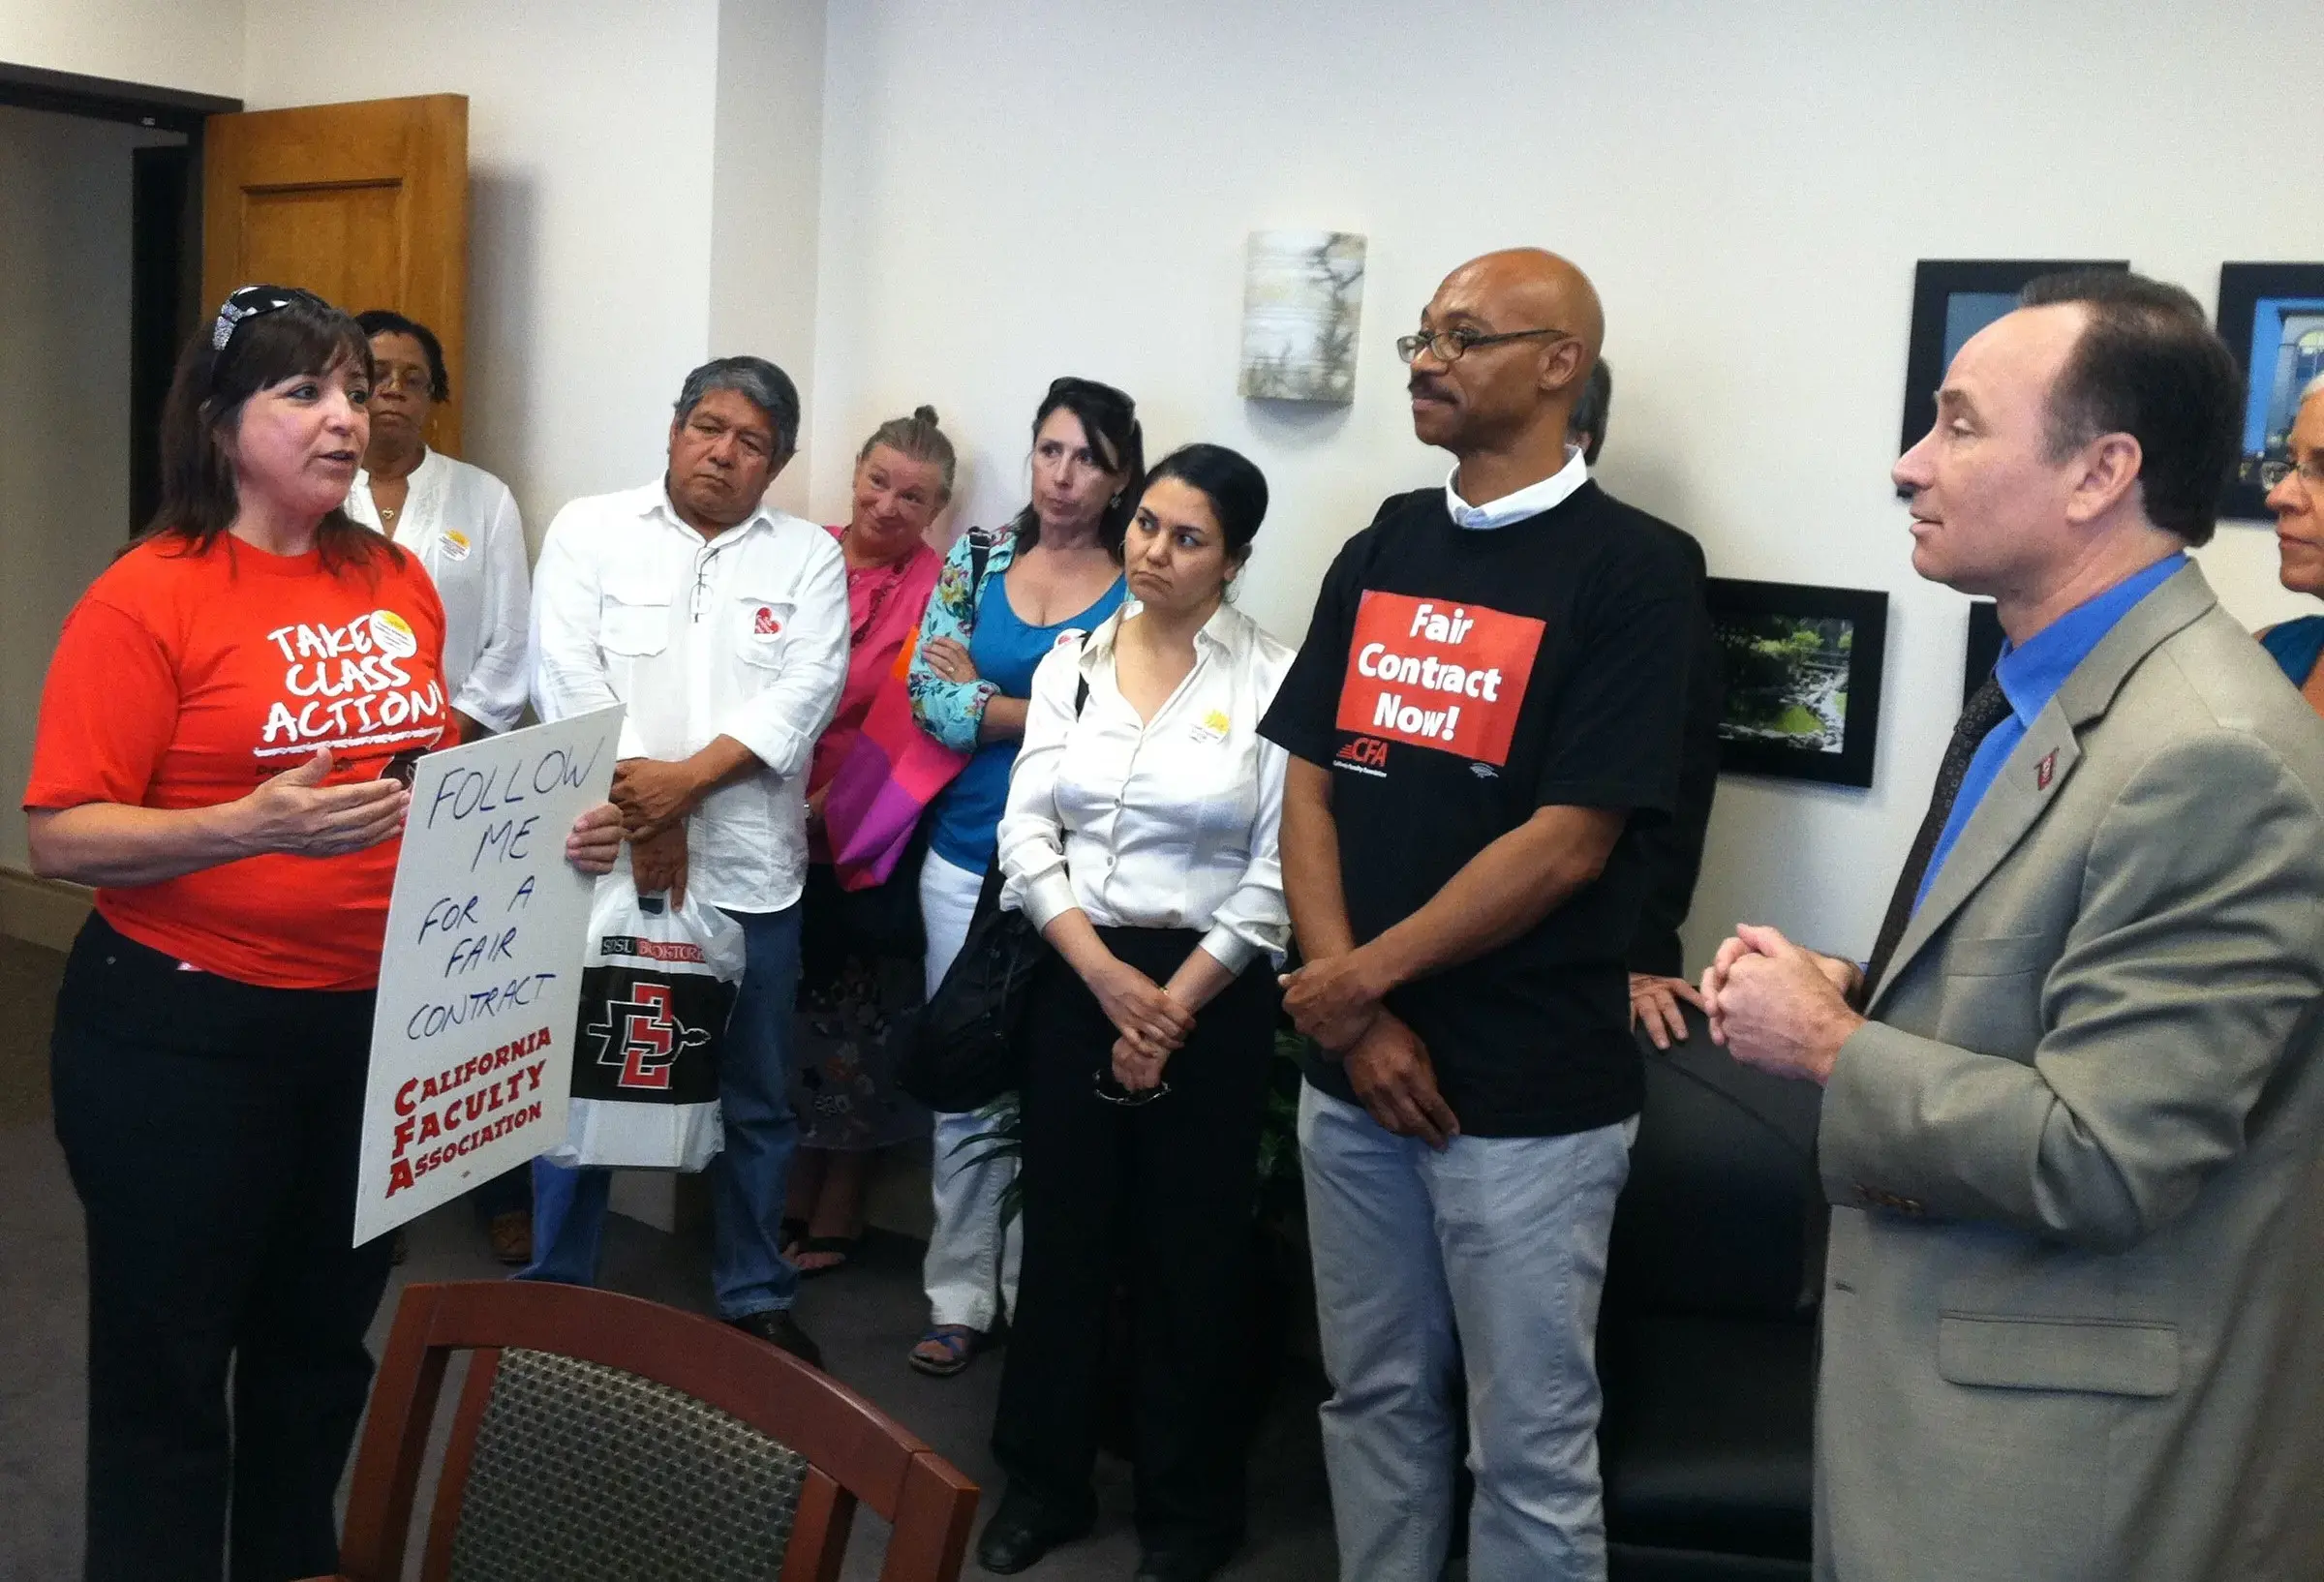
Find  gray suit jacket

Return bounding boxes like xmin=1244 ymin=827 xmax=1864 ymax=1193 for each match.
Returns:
xmin=1816 ymin=563 xmax=2324 ymax=1582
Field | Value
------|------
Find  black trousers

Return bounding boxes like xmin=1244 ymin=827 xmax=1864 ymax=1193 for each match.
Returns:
xmin=991 ymin=926 xmax=1276 ymax=1557
xmin=50 ymin=914 xmax=396 ymax=1582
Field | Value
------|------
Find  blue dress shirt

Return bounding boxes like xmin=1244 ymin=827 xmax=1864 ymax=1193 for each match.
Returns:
xmin=1913 ymin=555 xmax=2186 ymax=913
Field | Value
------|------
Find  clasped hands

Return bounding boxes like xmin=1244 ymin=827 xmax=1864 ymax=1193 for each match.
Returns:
xmin=611 ymin=756 xmax=713 ymax=902
xmin=1091 ymin=957 xmax=1195 ymax=1092
xmin=1279 ymin=946 xmax=1460 ymax=1149
xmin=1698 ymin=923 xmax=1866 ymax=1086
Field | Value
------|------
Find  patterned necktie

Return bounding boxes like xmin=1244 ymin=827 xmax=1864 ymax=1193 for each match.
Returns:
xmin=1860 ymin=676 xmax=2013 ymax=1002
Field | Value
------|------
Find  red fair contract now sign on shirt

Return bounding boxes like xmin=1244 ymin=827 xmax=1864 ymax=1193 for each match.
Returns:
xmin=1333 ymin=591 xmax=1544 ymax=766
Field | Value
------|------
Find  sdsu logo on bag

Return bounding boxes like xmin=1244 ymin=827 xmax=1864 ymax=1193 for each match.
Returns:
xmin=552 ymin=886 xmax=743 ymax=1172
xmin=569 ymin=929 xmax=733 ymax=1108
xmin=584 ymin=980 xmax=712 ymax=1090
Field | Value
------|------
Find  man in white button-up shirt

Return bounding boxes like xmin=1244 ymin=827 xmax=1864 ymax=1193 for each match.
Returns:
xmin=521 ymin=356 xmax=848 ymax=1367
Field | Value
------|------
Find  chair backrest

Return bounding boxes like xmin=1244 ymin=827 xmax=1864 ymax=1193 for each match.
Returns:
xmin=1605 ymin=1009 xmax=1828 ymax=1321
xmin=336 ymin=1281 xmax=978 ymax=1582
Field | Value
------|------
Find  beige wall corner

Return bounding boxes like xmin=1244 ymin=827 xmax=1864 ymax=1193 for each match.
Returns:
xmin=0 ymin=0 xmax=246 ymax=100
xmin=708 ymin=0 xmax=828 ymax=520
xmin=0 ymin=867 xmax=91 ymax=953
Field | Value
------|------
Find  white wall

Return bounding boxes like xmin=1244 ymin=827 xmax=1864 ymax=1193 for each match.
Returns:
xmin=0 ymin=107 xmax=181 ymax=870
xmin=0 ymin=0 xmax=242 ymax=99
xmin=807 ymin=0 xmax=2324 ymax=968
xmin=709 ymin=0 xmax=827 ymax=517
xmin=241 ymin=0 xmax=723 ymax=554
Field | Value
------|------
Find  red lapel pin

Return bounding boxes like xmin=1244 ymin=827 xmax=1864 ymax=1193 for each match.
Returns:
xmin=2036 ymin=750 xmax=2057 ymax=789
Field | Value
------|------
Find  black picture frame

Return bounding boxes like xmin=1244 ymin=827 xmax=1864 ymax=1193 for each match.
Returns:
xmin=2215 ymin=262 xmax=2324 ymax=522
xmin=1706 ymin=578 xmax=1888 ymax=789
xmin=1900 ymin=259 xmax=2130 ymax=462
xmin=1963 ymin=599 xmax=2004 ymax=706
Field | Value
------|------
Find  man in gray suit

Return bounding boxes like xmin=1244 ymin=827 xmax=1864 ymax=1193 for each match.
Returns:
xmin=1700 ymin=271 xmax=2324 ymax=1582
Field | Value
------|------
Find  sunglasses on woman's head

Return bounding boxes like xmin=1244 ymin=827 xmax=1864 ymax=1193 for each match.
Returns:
xmin=1047 ymin=376 xmax=1134 ymax=412
xmin=210 ymin=285 xmax=325 ymax=351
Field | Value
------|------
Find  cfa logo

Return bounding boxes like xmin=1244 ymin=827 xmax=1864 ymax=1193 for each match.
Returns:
xmin=583 ymin=982 xmax=710 ymax=1090
xmin=1335 ymin=736 xmax=1391 ymax=769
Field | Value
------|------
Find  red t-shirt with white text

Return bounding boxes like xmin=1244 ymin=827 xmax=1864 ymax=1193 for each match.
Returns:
xmin=23 ymin=534 xmax=449 ymax=990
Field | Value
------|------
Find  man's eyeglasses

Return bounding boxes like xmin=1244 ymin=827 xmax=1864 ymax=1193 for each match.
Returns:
xmin=1395 ymin=326 xmax=1573 ymax=366
xmin=2261 ymin=456 xmax=2324 ymax=491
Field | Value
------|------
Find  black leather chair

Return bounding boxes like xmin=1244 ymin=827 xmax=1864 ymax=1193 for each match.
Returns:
xmin=1599 ymin=1006 xmax=1826 ymax=1580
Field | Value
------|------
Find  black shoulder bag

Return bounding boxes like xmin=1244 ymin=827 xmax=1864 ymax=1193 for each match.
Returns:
xmin=901 ymin=668 xmax=1088 ymax=1113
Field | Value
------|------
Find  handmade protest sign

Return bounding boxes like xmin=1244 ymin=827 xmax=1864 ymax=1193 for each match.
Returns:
xmin=352 ymin=706 xmax=622 ymax=1244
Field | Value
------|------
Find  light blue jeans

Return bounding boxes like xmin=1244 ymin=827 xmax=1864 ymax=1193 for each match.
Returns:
xmin=1299 ymin=1083 xmax=1633 ymax=1582
xmin=523 ymin=901 xmax=804 ymax=1319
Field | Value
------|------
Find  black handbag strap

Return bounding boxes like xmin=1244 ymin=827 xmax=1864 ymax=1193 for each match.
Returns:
xmin=973 ymin=661 xmax=1092 ymax=921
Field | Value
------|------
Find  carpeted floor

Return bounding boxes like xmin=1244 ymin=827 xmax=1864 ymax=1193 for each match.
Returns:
xmin=0 ymin=934 xmax=1339 ymax=1580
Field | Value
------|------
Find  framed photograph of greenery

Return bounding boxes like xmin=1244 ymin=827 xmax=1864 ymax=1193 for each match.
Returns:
xmin=1706 ymin=578 xmax=1888 ymax=788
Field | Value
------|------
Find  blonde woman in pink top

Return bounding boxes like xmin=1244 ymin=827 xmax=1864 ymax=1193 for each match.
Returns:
xmin=783 ymin=408 xmax=959 ymax=1273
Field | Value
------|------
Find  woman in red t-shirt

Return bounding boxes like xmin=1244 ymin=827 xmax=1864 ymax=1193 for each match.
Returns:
xmin=21 ymin=287 xmax=621 ymax=1581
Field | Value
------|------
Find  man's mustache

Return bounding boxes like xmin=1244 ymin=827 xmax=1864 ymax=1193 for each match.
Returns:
xmin=1408 ymin=378 xmax=1453 ymax=401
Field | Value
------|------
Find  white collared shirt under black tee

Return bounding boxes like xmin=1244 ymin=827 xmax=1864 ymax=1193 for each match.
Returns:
xmin=1259 ymin=471 xmax=1698 ymax=1137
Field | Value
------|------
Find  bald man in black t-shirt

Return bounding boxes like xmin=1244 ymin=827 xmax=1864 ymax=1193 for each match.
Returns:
xmin=1263 ymin=251 xmax=1697 ymax=1581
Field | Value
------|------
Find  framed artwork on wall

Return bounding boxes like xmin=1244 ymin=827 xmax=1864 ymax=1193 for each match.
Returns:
xmin=2215 ymin=262 xmax=2324 ymax=522
xmin=1707 ymin=578 xmax=1889 ymax=789
xmin=1240 ymin=230 xmax=1366 ymax=404
xmin=1899 ymin=259 xmax=2130 ymax=461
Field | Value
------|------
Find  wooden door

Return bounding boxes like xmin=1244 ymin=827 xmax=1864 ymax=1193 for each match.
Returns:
xmin=202 ymin=94 xmax=468 ymax=454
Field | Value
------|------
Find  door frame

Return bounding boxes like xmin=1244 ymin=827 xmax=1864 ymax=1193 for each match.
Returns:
xmin=0 ymin=60 xmax=238 ymax=130
xmin=0 ymin=61 xmax=240 ymax=532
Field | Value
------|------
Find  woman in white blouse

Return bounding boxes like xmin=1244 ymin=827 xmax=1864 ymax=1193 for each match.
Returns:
xmin=345 ymin=309 xmax=535 ymax=1263
xmin=346 ymin=310 xmax=532 ymax=745
xmin=980 ymin=444 xmax=1292 ymax=1582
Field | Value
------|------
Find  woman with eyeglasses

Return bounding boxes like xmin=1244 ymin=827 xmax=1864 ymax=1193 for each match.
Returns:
xmin=345 ymin=310 xmax=529 ymax=746
xmin=344 ymin=308 xmax=536 ymax=1264
xmin=22 ymin=287 xmax=622 ymax=1581
xmin=976 ymin=444 xmax=1293 ymax=1582
xmin=2258 ymin=376 xmax=2324 ymax=708
xmin=903 ymin=377 xmax=1138 ymax=1378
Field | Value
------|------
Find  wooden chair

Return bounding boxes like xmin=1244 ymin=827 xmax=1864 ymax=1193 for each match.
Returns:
xmin=312 ymin=1279 xmax=979 ymax=1582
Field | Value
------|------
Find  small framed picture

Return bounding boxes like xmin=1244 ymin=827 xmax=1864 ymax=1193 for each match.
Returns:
xmin=1706 ymin=578 xmax=1889 ymax=789
xmin=1899 ymin=259 xmax=2129 ymax=461
xmin=2215 ymin=262 xmax=2324 ymax=522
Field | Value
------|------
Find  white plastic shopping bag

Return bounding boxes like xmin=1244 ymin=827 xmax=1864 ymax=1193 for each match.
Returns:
xmin=544 ymin=868 xmax=744 ymax=1171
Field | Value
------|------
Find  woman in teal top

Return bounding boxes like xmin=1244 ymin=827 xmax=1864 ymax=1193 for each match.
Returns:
xmin=903 ymin=376 xmax=1141 ymax=1376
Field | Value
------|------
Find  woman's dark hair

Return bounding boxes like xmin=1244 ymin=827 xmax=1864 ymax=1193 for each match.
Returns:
xmin=1132 ymin=443 xmax=1269 ymax=565
xmin=142 ymin=286 xmax=392 ymax=575
xmin=2017 ymin=269 xmax=2240 ymax=547
xmin=356 ymin=308 xmax=450 ymax=402
xmin=1012 ymin=376 xmax=1143 ymax=552
xmin=858 ymin=405 xmax=957 ymax=502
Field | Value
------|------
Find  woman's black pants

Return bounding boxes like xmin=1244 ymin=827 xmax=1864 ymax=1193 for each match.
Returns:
xmin=51 ymin=914 xmax=395 ymax=1582
xmin=991 ymin=926 xmax=1276 ymax=1560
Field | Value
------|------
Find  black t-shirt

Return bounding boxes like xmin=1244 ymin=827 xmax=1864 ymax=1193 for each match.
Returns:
xmin=1627 ymin=522 xmax=1724 ymax=979
xmin=1260 ymin=479 xmax=1697 ymax=1136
